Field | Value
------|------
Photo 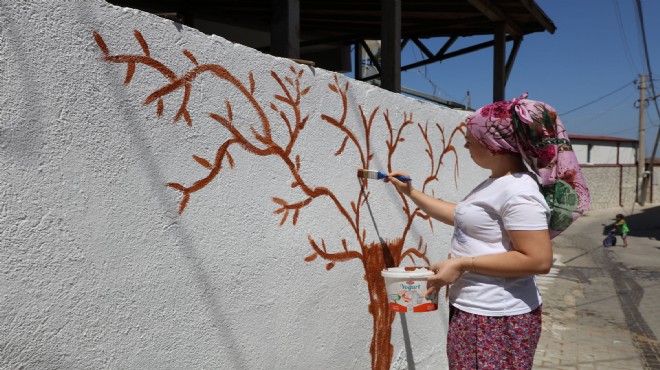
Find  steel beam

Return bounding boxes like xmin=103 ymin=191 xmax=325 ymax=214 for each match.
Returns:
xmin=493 ymin=22 xmax=506 ymax=102
xmin=381 ymin=0 xmax=401 ymax=93
xmin=271 ymin=0 xmax=300 ymax=58
xmin=468 ymin=0 xmax=523 ymax=37
xmin=505 ymin=37 xmax=522 ymax=83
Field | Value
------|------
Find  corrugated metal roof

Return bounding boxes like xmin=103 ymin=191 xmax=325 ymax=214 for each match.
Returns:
xmin=106 ymin=0 xmax=555 ymax=47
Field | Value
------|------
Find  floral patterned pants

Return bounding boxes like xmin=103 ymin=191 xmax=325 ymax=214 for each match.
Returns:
xmin=447 ymin=305 xmax=542 ymax=369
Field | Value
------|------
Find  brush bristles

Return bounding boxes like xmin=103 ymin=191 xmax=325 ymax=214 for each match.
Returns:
xmin=357 ymin=169 xmax=381 ymax=179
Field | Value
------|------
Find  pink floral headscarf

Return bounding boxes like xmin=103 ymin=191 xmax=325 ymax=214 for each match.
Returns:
xmin=466 ymin=93 xmax=591 ymax=238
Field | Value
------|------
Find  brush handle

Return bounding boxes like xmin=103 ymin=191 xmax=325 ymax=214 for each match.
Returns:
xmin=374 ymin=171 xmax=411 ymax=182
xmin=394 ymin=175 xmax=412 ymax=182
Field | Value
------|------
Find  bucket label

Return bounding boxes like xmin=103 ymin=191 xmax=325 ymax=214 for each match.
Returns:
xmin=384 ymin=276 xmax=438 ymax=313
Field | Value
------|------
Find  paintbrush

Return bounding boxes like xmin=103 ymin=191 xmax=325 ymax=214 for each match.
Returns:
xmin=356 ymin=169 xmax=411 ymax=182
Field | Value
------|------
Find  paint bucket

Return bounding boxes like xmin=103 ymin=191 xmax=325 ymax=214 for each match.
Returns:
xmin=381 ymin=267 xmax=438 ymax=313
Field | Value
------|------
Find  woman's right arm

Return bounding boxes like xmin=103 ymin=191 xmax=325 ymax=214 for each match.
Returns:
xmin=387 ymin=171 xmax=456 ymax=226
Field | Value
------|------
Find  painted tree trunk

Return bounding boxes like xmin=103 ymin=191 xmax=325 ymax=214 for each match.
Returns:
xmin=363 ymin=240 xmax=399 ymax=370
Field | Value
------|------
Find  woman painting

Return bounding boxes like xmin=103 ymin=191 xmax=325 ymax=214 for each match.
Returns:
xmin=387 ymin=94 xmax=590 ymax=369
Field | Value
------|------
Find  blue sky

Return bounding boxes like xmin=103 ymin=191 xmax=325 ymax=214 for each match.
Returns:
xmin=379 ymin=0 xmax=660 ymax=156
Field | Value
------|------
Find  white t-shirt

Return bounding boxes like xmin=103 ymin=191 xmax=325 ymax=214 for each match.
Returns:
xmin=449 ymin=172 xmax=550 ymax=316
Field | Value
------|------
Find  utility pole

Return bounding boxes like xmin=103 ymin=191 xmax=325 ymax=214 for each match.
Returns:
xmin=644 ymin=90 xmax=660 ymax=204
xmin=637 ymin=75 xmax=647 ymax=205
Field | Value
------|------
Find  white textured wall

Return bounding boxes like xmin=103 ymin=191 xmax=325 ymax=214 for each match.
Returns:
xmin=580 ymin=167 xmax=630 ymax=209
xmin=1 ymin=1 xmax=484 ymax=369
xmin=572 ymin=141 xmax=636 ymax=165
xmin=580 ymin=165 xmax=660 ymax=209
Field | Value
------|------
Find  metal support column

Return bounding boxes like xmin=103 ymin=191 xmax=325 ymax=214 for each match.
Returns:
xmin=354 ymin=42 xmax=363 ymax=80
xmin=493 ymin=22 xmax=506 ymax=102
xmin=271 ymin=0 xmax=300 ymax=58
xmin=381 ymin=0 xmax=401 ymax=93
xmin=505 ymin=37 xmax=522 ymax=83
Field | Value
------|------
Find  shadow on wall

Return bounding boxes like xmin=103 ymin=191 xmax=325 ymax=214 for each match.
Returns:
xmin=600 ymin=205 xmax=660 ymax=240
xmin=92 ymin=29 xmax=465 ymax=370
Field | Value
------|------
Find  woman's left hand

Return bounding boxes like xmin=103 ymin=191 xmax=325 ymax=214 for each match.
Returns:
xmin=425 ymin=258 xmax=466 ymax=297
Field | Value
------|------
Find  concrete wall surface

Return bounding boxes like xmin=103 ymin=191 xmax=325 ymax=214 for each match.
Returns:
xmin=581 ymin=166 xmax=659 ymax=210
xmin=581 ymin=166 xmax=635 ymax=209
xmin=0 ymin=1 xmax=483 ymax=369
xmin=643 ymin=167 xmax=660 ymax=205
xmin=571 ymin=141 xmax=636 ymax=165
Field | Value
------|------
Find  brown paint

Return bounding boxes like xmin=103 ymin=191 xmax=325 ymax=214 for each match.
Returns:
xmin=94 ymin=30 xmax=464 ymax=370
xmin=403 ymin=266 xmax=429 ymax=271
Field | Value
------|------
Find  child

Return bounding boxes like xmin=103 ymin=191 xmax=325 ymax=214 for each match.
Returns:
xmin=612 ymin=214 xmax=630 ymax=247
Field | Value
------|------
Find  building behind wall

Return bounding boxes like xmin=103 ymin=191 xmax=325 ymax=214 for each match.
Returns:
xmin=570 ymin=134 xmax=658 ymax=209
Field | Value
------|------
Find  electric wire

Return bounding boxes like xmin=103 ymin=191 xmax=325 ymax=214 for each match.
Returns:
xmin=634 ymin=0 xmax=660 ymax=162
xmin=646 ymin=105 xmax=660 ymax=128
xmin=613 ymin=0 xmax=640 ymax=75
xmin=564 ymin=92 xmax=635 ymax=136
xmin=558 ymin=81 xmax=635 ymax=116
xmin=604 ymin=126 xmax=638 ymax=136
xmin=412 ymin=41 xmax=462 ymax=103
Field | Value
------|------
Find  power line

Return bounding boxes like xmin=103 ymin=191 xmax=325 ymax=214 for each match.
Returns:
xmin=635 ymin=2 xmax=658 ymax=110
xmin=411 ymin=42 xmax=461 ymax=103
xmin=635 ymin=0 xmax=660 ymax=163
xmin=604 ymin=126 xmax=637 ymax=137
xmin=563 ymin=92 xmax=635 ymax=134
xmin=646 ymin=106 xmax=660 ymax=128
xmin=612 ymin=0 xmax=640 ymax=75
xmin=568 ymin=92 xmax=633 ymax=121
xmin=558 ymin=81 xmax=635 ymax=116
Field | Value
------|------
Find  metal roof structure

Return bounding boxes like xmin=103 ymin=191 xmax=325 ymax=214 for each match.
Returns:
xmin=107 ymin=0 xmax=556 ymax=105
xmin=569 ymin=134 xmax=639 ymax=143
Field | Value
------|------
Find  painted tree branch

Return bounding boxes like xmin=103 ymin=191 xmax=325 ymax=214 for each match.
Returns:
xmin=94 ymin=30 xmax=195 ymax=125
xmin=384 ymin=110 xmax=414 ymax=173
xmin=320 ymin=76 xmax=366 ymax=167
xmin=94 ymin=31 xmax=360 ymax=236
xmin=305 ymin=236 xmax=363 ymax=270
xmin=95 ymin=29 xmax=464 ymax=370
xmin=398 ymin=122 xmax=465 ymax=245
xmin=318 ymin=88 xmax=446 ymax=268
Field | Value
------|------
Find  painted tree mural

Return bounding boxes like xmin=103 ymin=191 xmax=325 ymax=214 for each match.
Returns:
xmin=93 ymin=30 xmax=464 ymax=370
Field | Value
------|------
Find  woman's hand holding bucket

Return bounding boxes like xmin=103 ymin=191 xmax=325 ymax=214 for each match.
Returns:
xmin=425 ymin=257 xmax=467 ymax=297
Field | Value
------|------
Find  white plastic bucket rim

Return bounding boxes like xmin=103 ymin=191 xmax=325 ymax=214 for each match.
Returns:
xmin=381 ymin=267 xmax=433 ymax=279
